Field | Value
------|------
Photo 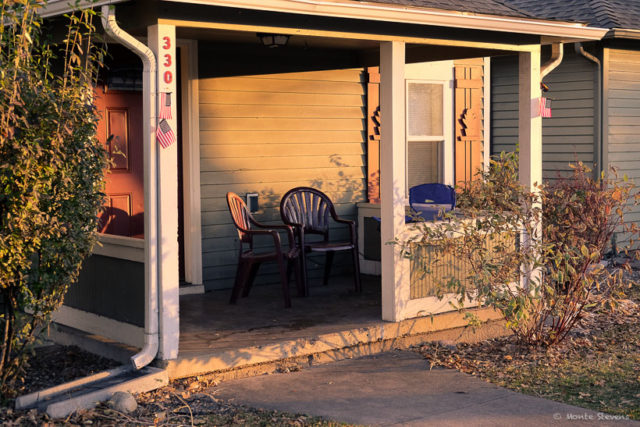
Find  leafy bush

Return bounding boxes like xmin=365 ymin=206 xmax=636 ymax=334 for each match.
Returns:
xmin=400 ymin=152 xmax=639 ymax=347
xmin=0 ymin=1 xmax=107 ymax=397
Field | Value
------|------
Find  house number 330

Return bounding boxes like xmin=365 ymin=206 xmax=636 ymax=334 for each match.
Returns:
xmin=162 ymin=36 xmax=173 ymax=84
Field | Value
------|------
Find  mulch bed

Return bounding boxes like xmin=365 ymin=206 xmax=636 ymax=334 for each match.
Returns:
xmin=3 ymin=267 xmax=638 ymax=425
xmin=1 ymin=346 xmax=338 ymax=426
xmin=2 ymin=378 xmax=336 ymax=426
xmin=21 ymin=344 xmax=120 ymax=395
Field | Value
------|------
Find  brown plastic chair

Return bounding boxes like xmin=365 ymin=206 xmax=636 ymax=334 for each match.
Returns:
xmin=226 ymin=192 xmax=302 ymax=308
xmin=280 ymin=187 xmax=361 ymax=296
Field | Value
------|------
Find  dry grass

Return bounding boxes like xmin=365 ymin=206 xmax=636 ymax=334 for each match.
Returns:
xmin=415 ymin=278 xmax=640 ymax=420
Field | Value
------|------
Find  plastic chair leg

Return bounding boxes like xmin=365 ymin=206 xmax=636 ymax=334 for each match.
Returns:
xmin=352 ymin=247 xmax=362 ymax=293
xmin=242 ymin=262 xmax=260 ymax=297
xmin=277 ymin=256 xmax=292 ymax=308
xmin=229 ymin=259 xmax=247 ymax=304
xmin=323 ymin=251 xmax=334 ymax=287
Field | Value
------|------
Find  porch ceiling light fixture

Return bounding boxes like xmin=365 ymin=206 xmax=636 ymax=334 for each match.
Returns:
xmin=257 ymin=33 xmax=290 ymax=48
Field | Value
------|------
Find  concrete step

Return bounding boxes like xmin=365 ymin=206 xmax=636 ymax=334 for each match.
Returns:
xmin=16 ymin=365 xmax=168 ymax=419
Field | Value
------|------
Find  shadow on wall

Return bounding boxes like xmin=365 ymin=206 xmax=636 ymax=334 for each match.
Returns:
xmin=99 ymin=207 xmax=144 ymax=238
xmin=198 ymin=42 xmax=369 ymax=292
xmin=198 ymin=42 xmax=363 ymax=80
xmin=216 ymin=155 xmax=367 ymax=292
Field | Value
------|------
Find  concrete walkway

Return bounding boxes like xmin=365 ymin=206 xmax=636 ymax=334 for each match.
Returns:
xmin=214 ymin=351 xmax=638 ymax=426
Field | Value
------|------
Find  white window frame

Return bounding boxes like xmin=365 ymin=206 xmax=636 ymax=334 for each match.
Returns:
xmin=405 ymin=79 xmax=446 ymax=193
xmin=404 ymin=61 xmax=454 ymax=200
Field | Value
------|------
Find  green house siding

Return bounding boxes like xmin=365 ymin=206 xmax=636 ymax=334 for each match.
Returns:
xmin=198 ymin=43 xmax=367 ymax=291
xmin=64 ymin=255 xmax=145 ymax=327
xmin=605 ymin=47 xmax=640 ymax=227
xmin=491 ymin=46 xmax=597 ymax=181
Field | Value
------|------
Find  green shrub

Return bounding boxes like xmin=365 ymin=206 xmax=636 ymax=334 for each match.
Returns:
xmin=0 ymin=1 xmax=107 ymax=397
xmin=400 ymin=153 xmax=639 ymax=347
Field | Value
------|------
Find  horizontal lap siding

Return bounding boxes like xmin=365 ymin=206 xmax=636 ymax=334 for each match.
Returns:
xmin=491 ymin=49 xmax=596 ymax=181
xmin=607 ymin=49 xmax=640 ymax=163
xmin=198 ymin=48 xmax=367 ymax=291
xmin=606 ymin=48 xmax=640 ymax=243
xmin=65 ymin=255 xmax=144 ymax=327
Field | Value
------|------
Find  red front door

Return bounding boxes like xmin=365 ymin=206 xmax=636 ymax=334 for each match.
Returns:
xmin=95 ymin=86 xmax=145 ymax=238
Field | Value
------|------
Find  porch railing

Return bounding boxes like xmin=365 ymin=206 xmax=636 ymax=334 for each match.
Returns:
xmin=409 ymin=231 xmax=517 ymax=299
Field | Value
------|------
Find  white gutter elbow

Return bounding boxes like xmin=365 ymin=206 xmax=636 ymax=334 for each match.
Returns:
xmin=101 ymin=5 xmax=159 ymax=370
xmin=541 ymin=42 xmax=564 ymax=80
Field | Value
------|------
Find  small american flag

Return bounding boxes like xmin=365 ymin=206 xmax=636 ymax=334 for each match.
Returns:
xmin=159 ymin=92 xmax=172 ymax=120
xmin=157 ymin=119 xmax=176 ymax=148
xmin=539 ymin=97 xmax=552 ymax=118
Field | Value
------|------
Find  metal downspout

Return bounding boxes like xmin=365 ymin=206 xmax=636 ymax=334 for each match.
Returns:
xmin=541 ymin=42 xmax=564 ymax=80
xmin=576 ymin=43 xmax=603 ymax=176
xmin=101 ymin=6 xmax=159 ymax=370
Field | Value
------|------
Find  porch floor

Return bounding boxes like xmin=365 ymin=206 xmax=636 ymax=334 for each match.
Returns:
xmin=168 ymin=274 xmax=505 ymax=379
xmin=176 ymin=274 xmax=380 ymax=359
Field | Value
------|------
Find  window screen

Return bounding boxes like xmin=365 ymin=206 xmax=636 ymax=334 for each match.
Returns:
xmin=407 ymin=82 xmax=443 ymax=137
xmin=407 ymin=141 xmax=440 ymax=188
xmin=407 ymin=81 xmax=444 ymax=188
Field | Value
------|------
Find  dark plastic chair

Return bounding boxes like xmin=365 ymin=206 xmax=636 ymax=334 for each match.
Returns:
xmin=280 ymin=187 xmax=361 ymax=296
xmin=408 ymin=183 xmax=456 ymax=221
xmin=226 ymin=192 xmax=302 ymax=308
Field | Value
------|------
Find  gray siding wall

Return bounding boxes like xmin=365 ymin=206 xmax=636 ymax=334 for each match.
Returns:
xmin=606 ymin=48 xmax=640 ymax=226
xmin=198 ymin=44 xmax=367 ymax=291
xmin=491 ymin=46 xmax=597 ymax=180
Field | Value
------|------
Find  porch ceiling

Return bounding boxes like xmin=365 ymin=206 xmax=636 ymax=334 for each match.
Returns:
xmin=176 ymin=27 xmax=379 ymax=51
xmin=177 ymin=25 xmax=511 ymax=63
xmin=157 ymin=1 xmax=607 ymax=55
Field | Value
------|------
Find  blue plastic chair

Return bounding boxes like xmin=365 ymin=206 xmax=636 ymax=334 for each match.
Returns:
xmin=407 ymin=183 xmax=456 ymax=221
xmin=372 ymin=183 xmax=456 ymax=223
xmin=408 ymin=183 xmax=456 ymax=221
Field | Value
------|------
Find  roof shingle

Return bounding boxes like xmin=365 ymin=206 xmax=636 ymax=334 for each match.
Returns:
xmin=499 ymin=0 xmax=640 ymax=29
xmin=355 ymin=0 xmax=533 ymax=19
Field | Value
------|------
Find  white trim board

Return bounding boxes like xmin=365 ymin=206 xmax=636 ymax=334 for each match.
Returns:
xmin=38 ymin=0 xmax=125 ymax=18
xmin=164 ymin=0 xmax=607 ymax=40
xmin=93 ymin=233 xmax=145 ymax=263
xmin=483 ymin=57 xmax=491 ymax=172
xmin=52 ymin=305 xmax=144 ymax=348
xmin=178 ymin=38 xmax=203 ymax=287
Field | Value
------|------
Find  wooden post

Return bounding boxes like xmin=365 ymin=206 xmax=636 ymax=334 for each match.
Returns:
xmin=380 ymin=41 xmax=408 ymax=322
xmin=519 ymin=48 xmax=542 ymax=193
xmin=148 ymin=24 xmax=180 ymax=360
xmin=518 ymin=48 xmax=542 ymax=289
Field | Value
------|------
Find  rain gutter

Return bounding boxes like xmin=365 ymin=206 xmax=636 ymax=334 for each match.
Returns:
xmin=165 ymin=0 xmax=608 ymax=40
xmin=38 ymin=0 xmax=125 ymax=18
xmin=540 ymin=42 xmax=563 ymax=80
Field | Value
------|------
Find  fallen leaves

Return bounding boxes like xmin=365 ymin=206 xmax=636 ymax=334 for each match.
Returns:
xmin=414 ymin=270 xmax=640 ymax=420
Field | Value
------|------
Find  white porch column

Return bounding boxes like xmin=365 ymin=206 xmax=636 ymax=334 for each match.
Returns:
xmin=518 ymin=48 xmax=542 ymax=192
xmin=380 ymin=41 xmax=409 ymax=322
xmin=518 ymin=48 xmax=542 ymax=289
xmin=148 ymin=24 xmax=180 ymax=360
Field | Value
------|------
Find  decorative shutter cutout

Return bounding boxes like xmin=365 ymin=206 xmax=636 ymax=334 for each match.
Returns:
xmin=454 ymin=61 xmax=485 ymax=187
xmin=367 ymin=67 xmax=381 ymax=203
